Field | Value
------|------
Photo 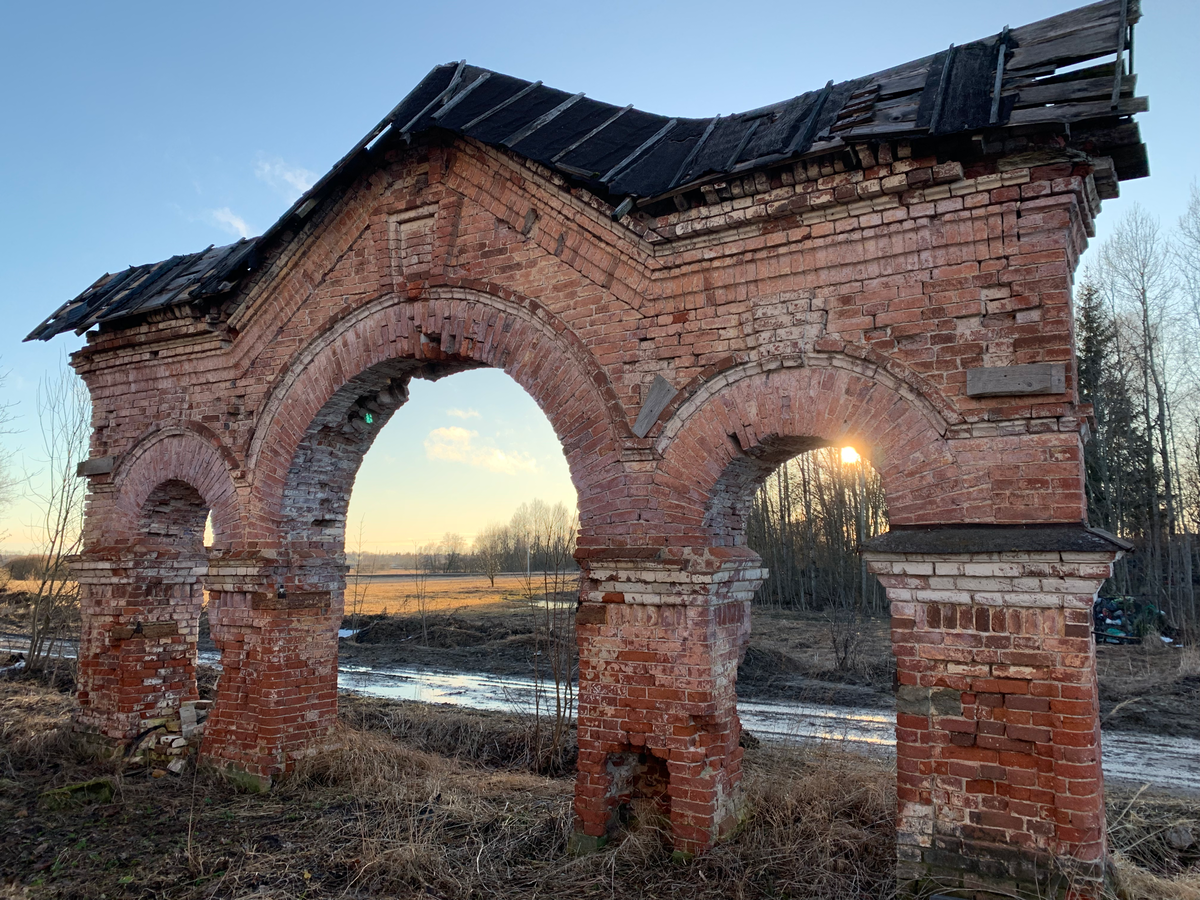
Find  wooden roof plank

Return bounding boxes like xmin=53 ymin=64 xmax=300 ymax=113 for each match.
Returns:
xmin=399 ymin=60 xmax=467 ymax=134
xmin=1006 ymin=93 xmax=1146 ymax=125
xmin=503 ymin=92 xmax=585 ymax=148
xmin=600 ymin=119 xmax=678 ymax=183
xmin=431 ymin=72 xmax=492 ymax=121
xmin=461 ymin=80 xmax=543 ymax=131
xmin=550 ymin=104 xmax=632 ymax=164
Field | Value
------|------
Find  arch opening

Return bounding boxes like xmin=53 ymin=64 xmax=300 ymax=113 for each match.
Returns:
xmin=281 ymin=355 xmax=583 ymax=770
xmin=740 ymin=444 xmax=890 ymax=617
xmin=704 ymin=438 xmax=897 ymax=725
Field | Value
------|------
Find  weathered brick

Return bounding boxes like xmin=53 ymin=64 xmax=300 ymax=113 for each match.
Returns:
xmin=67 ymin=126 xmax=1112 ymax=881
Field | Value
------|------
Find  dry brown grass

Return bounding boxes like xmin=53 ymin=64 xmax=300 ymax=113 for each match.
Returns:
xmin=1179 ymin=645 xmax=1200 ymax=679
xmin=339 ymin=692 xmax=566 ymax=771
xmin=5 ymin=573 xmax=540 ymax=620
xmin=1 ymin=678 xmax=897 ymax=899
xmin=2 ymin=677 xmax=1197 ymax=900
xmin=1 ymin=579 xmax=46 ymax=597
xmin=1106 ymin=784 xmax=1200 ymax=899
xmin=343 ymin=572 xmax=536 ymax=617
xmin=1110 ymin=857 xmax=1200 ymax=900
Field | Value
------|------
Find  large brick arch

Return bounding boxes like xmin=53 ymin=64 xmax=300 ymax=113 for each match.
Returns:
xmin=653 ymin=358 xmax=982 ymax=546
xmin=47 ymin=18 xmax=1149 ymax=887
xmin=103 ymin=427 xmax=241 ymax=550
xmin=245 ymin=285 xmax=628 ymax=547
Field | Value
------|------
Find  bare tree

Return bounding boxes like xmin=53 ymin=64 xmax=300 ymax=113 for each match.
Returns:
xmin=0 ymin=367 xmax=16 ymax=549
xmin=440 ymin=531 xmax=465 ymax=573
xmin=346 ymin=517 xmax=377 ymax=633
xmin=519 ymin=499 xmax=578 ymax=771
xmin=473 ymin=522 xmax=506 ymax=587
xmin=25 ymin=365 xmax=90 ymax=672
xmin=1177 ymin=184 xmax=1200 ymax=344
xmin=0 ymin=368 xmax=15 ymax=594
xmin=411 ymin=541 xmax=437 ymax=644
xmin=1102 ymin=207 xmax=1179 ymax=538
xmin=1072 ymin=199 xmax=1200 ymax=637
xmin=747 ymin=446 xmax=888 ymax=616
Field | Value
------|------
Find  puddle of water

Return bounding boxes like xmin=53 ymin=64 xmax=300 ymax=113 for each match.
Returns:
xmin=338 ymin=663 xmax=540 ymax=709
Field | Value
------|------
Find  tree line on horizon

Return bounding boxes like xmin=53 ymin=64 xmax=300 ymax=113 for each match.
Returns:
xmin=348 ymin=499 xmax=580 ymax=585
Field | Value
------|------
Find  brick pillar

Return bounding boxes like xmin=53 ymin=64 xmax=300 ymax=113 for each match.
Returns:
xmin=198 ymin=554 xmax=342 ymax=785
xmin=74 ymin=552 xmax=204 ymax=745
xmin=864 ymin=538 xmax=1122 ymax=900
xmin=572 ymin=546 xmax=761 ymax=856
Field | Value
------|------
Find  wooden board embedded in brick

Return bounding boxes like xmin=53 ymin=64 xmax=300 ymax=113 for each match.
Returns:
xmin=965 ymin=363 xmax=1065 ymax=397
xmin=632 ymin=374 xmax=678 ymax=438
xmin=76 ymin=455 xmax=116 ymax=477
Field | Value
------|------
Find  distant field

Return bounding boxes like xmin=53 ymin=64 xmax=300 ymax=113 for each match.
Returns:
xmin=344 ymin=572 xmax=575 ymax=616
xmin=3 ymin=573 xmax=576 ymax=618
xmin=3 ymin=580 xmax=43 ymax=595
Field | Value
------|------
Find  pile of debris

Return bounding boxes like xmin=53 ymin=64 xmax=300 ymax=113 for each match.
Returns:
xmin=124 ymin=698 xmax=212 ymax=775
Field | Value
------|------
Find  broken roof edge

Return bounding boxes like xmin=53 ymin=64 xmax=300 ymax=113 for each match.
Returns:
xmin=23 ymin=239 xmax=259 ymax=342
xmin=28 ymin=0 xmax=1148 ymax=342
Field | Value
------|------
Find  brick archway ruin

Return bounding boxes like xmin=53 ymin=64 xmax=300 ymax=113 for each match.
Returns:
xmin=31 ymin=3 xmax=1148 ymax=896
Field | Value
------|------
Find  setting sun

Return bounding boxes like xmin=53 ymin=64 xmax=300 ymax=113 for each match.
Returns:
xmin=840 ymin=446 xmax=861 ymax=465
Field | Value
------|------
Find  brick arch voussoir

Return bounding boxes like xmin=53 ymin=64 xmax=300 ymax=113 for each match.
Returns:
xmin=654 ymin=363 xmax=986 ymax=543
xmin=105 ymin=427 xmax=242 ymax=551
xmin=246 ymin=286 xmax=628 ymax=538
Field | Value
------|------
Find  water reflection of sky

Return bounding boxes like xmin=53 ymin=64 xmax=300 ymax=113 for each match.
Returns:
xmin=338 ymin=664 xmax=539 ymax=710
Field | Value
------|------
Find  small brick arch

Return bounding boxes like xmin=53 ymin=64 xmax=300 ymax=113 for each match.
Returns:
xmin=106 ymin=428 xmax=241 ymax=550
xmin=246 ymin=286 xmax=628 ymax=547
xmin=653 ymin=360 xmax=983 ymax=546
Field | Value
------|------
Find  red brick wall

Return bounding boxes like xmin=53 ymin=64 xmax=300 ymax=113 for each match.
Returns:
xmin=68 ymin=132 xmax=1110 ymax=883
xmin=574 ymin=547 xmax=759 ymax=853
xmin=75 ymin=137 xmax=1098 ymax=550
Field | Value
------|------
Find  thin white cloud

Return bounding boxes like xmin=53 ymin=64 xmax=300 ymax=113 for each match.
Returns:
xmin=446 ymin=408 xmax=480 ymax=419
xmin=209 ymin=207 xmax=251 ymax=239
xmin=255 ymin=156 xmax=318 ymax=202
xmin=424 ymin=426 xmax=537 ymax=475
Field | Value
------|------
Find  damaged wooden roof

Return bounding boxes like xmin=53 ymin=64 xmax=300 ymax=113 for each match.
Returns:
xmin=28 ymin=0 xmax=1148 ymax=341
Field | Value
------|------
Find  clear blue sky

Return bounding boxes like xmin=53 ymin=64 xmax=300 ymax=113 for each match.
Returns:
xmin=1 ymin=1 xmax=1196 ymax=551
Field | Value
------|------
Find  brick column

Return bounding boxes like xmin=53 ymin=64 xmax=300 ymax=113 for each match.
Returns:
xmin=864 ymin=530 xmax=1125 ymax=900
xmin=572 ymin=546 xmax=761 ymax=856
xmin=199 ymin=554 xmax=342 ymax=786
xmin=74 ymin=552 xmax=205 ymax=746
